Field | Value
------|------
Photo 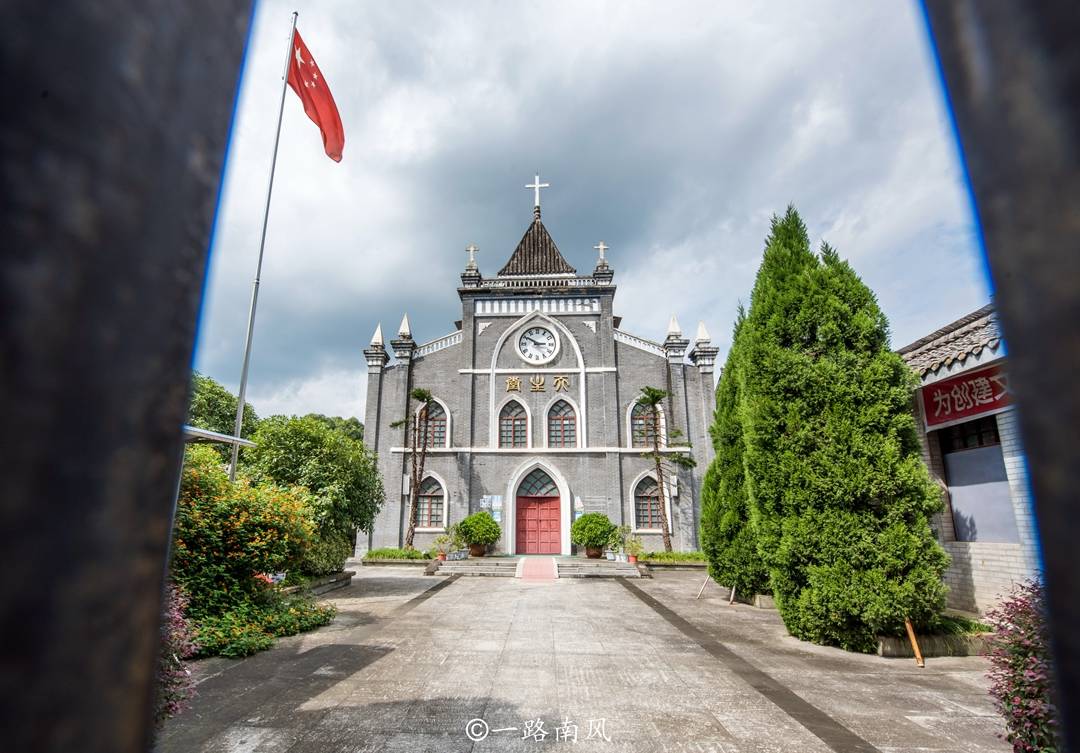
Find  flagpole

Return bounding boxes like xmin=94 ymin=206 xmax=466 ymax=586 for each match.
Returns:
xmin=229 ymin=11 xmax=299 ymax=481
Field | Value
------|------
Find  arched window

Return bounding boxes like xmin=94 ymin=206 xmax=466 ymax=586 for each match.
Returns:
xmin=547 ymin=400 xmax=577 ymax=448
xmin=422 ymin=401 xmax=447 ymax=447
xmin=499 ymin=401 xmax=528 ymax=448
xmin=519 ymin=468 xmax=558 ymax=496
xmin=630 ymin=402 xmax=661 ymax=448
xmin=416 ymin=476 xmax=445 ymax=528
xmin=634 ymin=476 xmax=664 ymax=530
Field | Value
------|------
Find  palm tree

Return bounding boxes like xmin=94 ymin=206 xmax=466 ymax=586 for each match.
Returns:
xmin=392 ymin=387 xmax=434 ymax=549
xmin=635 ymin=386 xmax=696 ymax=552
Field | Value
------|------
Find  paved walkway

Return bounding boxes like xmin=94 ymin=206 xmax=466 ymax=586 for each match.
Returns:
xmin=159 ymin=568 xmax=1008 ymax=753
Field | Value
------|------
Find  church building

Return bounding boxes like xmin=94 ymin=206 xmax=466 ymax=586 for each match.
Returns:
xmin=360 ymin=178 xmax=719 ymax=556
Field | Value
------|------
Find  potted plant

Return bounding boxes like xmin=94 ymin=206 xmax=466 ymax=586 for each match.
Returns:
xmin=609 ymin=525 xmax=630 ymax=562
xmin=571 ymin=513 xmax=617 ymax=559
xmin=431 ymin=534 xmax=452 ymax=561
xmin=625 ymin=535 xmax=644 ymax=564
xmin=457 ymin=511 xmax=501 ymax=557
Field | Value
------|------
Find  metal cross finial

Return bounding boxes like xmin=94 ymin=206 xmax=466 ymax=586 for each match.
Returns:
xmin=594 ymin=241 xmax=609 ymax=261
xmin=465 ymin=243 xmax=478 ymax=269
xmin=525 ymin=172 xmax=550 ymax=208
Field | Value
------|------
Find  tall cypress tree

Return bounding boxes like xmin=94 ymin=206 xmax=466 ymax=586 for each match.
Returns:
xmin=700 ymin=308 xmax=769 ymax=599
xmin=740 ymin=206 xmax=947 ymax=652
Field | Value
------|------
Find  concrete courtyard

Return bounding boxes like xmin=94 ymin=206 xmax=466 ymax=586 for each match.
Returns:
xmin=159 ymin=566 xmax=1008 ymax=753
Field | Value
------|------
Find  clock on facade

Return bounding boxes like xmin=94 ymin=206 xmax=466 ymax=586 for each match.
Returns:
xmin=516 ymin=325 xmax=559 ymax=364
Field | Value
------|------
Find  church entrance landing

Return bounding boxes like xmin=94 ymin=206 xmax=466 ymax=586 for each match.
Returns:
xmin=515 ymin=468 xmax=561 ymax=554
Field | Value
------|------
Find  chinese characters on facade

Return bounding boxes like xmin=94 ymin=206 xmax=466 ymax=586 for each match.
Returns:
xmin=922 ymin=364 xmax=1011 ymax=429
xmin=506 ymin=375 xmax=571 ymax=393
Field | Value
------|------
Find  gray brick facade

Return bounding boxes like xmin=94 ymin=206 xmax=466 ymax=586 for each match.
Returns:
xmin=359 ymin=209 xmax=717 ymax=556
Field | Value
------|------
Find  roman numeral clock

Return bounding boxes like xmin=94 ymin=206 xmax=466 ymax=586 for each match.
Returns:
xmin=517 ymin=325 xmax=559 ymax=364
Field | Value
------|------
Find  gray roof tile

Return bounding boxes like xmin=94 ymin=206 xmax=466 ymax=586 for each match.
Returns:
xmin=896 ymin=303 xmax=1002 ymax=375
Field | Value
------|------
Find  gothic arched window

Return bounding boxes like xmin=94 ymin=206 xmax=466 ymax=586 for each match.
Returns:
xmin=519 ymin=468 xmax=558 ymax=496
xmin=416 ymin=476 xmax=445 ymax=528
xmin=547 ymin=400 xmax=577 ymax=448
xmin=422 ymin=401 xmax=447 ymax=448
xmin=499 ymin=401 xmax=528 ymax=448
xmin=634 ymin=476 xmax=664 ymax=530
xmin=630 ymin=402 xmax=661 ymax=448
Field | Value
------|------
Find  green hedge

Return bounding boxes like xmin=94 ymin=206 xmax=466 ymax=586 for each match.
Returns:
xmin=642 ymin=550 xmax=707 ymax=562
xmin=363 ymin=547 xmax=431 ymax=560
xmin=301 ymin=530 xmax=355 ymax=575
xmin=194 ymin=593 xmax=335 ymax=658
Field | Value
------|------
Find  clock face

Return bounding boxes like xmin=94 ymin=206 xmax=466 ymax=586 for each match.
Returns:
xmin=517 ymin=326 xmax=558 ymax=363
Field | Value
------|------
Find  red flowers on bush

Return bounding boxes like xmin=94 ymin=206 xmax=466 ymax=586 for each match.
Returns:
xmin=986 ymin=580 xmax=1060 ymax=752
xmin=154 ymin=584 xmax=197 ymax=725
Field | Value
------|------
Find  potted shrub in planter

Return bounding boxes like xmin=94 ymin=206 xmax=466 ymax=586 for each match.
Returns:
xmin=609 ymin=525 xmax=630 ymax=562
xmin=625 ymin=535 xmax=644 ymax=564
xmin=431 ymin=534 xmax=452 ymax=561
xmin=571 ymin=513 xmax=616 ymax=559
xmin=457 ymin=511 xmax=501 ymax=557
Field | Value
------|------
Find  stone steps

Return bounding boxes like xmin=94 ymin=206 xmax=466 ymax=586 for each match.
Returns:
xmin=556 ymin=559 xmax=642 ymax=578
xmin=435 ymin=558 xmax=519 ymax=577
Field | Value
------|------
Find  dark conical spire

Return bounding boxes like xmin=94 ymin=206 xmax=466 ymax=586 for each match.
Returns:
xmin=498 ymin=209 xmax=576 ymax=276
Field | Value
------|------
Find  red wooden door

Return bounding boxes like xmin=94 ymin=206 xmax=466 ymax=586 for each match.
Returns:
xmin=516 ymin=496 xmax=561 ymax=554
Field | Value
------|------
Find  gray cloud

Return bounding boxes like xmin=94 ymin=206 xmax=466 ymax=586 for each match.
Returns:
xmin=194 ymin=0 xmax=990 ymax=418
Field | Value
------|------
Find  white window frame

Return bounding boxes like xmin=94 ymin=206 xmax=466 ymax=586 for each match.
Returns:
xmin=543 ymin=394 xmax=582 ymax=449
xmin=414 ymin=396 xmax=451 ymax=448
xmin=496 ymin=396 xmax=532 ymax=449
xmin=629 ymin=470 xmax=673 ymax=534
xmin=414 ymin=471 xmax=450 ymax=533
xmin=626 ymin=400 xmax=667 ymax=448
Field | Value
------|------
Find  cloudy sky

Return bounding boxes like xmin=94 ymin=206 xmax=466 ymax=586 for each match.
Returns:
xmin=193 ymin=0 xmax=992 ymax=420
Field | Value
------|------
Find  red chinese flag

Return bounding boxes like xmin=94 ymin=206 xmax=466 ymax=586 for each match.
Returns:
xmin=287 ymin=29 xmax=344 ymax=162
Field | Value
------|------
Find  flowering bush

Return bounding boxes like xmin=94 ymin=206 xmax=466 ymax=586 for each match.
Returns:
xmin=986 ymin=580 xmax=1060 ymax=752
xmin=171 ymin=445 xmax=316 ymax=616
xmin=171 ymin=446 xmax=336 ymax=658
xmin=154 ymin=584 xmax=197 ymax=725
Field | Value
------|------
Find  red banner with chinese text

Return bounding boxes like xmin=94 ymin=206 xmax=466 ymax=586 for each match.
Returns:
xmin=922 ymin=363 xmax=1012 ymax=429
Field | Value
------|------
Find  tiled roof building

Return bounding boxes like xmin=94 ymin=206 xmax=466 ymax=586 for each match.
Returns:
xmin=898 ymin=303 xmax=1002 ymax=376
xmin=898 ymin=304 xmax=1037 ymax=614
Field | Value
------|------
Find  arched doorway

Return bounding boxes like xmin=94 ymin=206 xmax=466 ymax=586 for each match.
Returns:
xmin=516 ymin=468 xmax=561 ymax=554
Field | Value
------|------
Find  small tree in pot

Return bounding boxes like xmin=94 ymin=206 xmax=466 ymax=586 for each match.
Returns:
xmin=457 ymin=511 xmax=501 ymax=557
xmin=571 ymin=513 xmax=617 ymax=559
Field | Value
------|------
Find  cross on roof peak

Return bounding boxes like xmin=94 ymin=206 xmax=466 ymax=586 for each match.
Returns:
xmin=525 ymin=172 xmax=550 ymax=210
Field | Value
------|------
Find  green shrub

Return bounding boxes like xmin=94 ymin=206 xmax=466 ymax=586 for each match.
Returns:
xmin=457 ymin=512 xmax=501 ymax=546
xmin=193 ymin=594 xmax=335 ymax=658
xmin=172 ymin=446 xmax=315 ymax=616
xmin=700 ymin=311 xmax=770 ymax=598
xmin=172 ymin=445 xmax=337 ymax=659
xmin=186 ymin=372 xmax=259 ymax=461
xmin=736 ymin=207 xmax=948 ymax=652
xmin=571 ymin=513 xmax=616 ymax=549
xmin=642 ymin=550 xmax=707 ymax=562
xmin=301 ymin=530 xmax=354 ymax=576
xmin=363 ymin=547 xmax=431 ymax=560
xmin=936 ymin=615 xmax=992 ymax=635
xmin=244 ymin=414 xmax=384 ymax=568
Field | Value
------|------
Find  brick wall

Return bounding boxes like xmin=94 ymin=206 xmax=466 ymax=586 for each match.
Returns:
xmin=942 ymin=540 xmax=1032 ymax=613
xmin=914 ymin=394 xmax=1039 ymax=613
